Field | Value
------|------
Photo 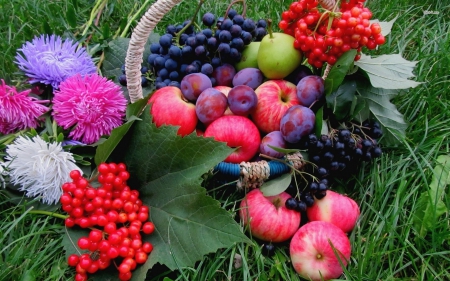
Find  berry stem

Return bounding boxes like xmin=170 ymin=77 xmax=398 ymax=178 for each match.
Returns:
xmin=27 ymin=209 xmax=69 ymax=220
xmin=224 ymin=0 xmax=248 ymax=19
xmin=175 ymin=0 xmax=205 ymax=45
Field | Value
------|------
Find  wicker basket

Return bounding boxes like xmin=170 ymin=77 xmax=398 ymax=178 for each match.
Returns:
xmin=122 ymin=0 xmax=342 ymax=188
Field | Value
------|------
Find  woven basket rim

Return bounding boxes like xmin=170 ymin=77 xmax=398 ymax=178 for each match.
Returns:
xmin=125 ymin=0 xmax=183 ymax=103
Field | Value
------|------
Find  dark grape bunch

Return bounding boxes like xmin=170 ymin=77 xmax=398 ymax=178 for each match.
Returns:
xmin=305 ymin=120 xmax=383 ymax=180
xmin=285 ymin=120 xmax=383 ymax=211
xmin=143 ymin=9 xmax=267 ymax=89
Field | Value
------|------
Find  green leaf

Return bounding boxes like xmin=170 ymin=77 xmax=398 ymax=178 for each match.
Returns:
xmin=350 ymin=95 xmax=369 ymax=123
xmin=260 ymin=172 xmax=293 ymax=196
xmin=314 ymin=106 xmax=325 ymax=137
xmin=370 ymin=15 xmax=398 ymax=36
xmin=120 ymin=108 xmax=250 ymax=276
xmin=356 ymin=81 xmax=407 ymax=145
xmin=94 ymin=115 xmax=141 ymax=166
xmin=65 ymin=5 xmax=77 ymax=29
xmin=413 ymin=155 xmax=450 ymax=237
xmin=102 ymin=34 xmax=160 ymax=101
xmin=354 ymin=53 xmax=422 ymax=89
xmin=326 ymin=79 xmax=357 ymax=121
xmin=266 ymin=145 xmax=300 ymax=155
xmin=324 ymin=49 xmax=357 ymax=96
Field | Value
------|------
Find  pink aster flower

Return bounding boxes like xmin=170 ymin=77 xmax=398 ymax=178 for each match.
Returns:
xmin=15 ymin=34 xmax=97 ymax=89
xmin=52 ymin=73 xmax=127 ymax=144
xmin=0 ymin=80 xmax=49 ymax=134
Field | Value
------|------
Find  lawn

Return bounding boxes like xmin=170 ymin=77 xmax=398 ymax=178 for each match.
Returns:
xmin=0 ymin=0 xmax=449 ymax=280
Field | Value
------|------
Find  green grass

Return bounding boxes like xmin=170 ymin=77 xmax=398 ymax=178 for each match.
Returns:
xmin=1 ymin=0 xmax=449 ymax=280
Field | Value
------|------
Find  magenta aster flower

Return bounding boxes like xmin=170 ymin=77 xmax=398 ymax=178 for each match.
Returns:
xmin=0 ymin=80 xmax=49 ymax=134
xmin=15 ymin=34 xmax=97 ymax=88
xmin=52 ymin=73 xmax=127 ymax=144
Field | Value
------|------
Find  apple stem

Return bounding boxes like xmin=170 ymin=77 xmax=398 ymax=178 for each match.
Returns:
xmin=267 ymin=19 xmax=274 ymax=38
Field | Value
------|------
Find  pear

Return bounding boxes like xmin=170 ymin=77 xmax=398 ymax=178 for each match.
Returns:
xmin=235 ymin=41 xmax=260 ymax=71
xmin=257 ymin=21 xmax=303 ymax=79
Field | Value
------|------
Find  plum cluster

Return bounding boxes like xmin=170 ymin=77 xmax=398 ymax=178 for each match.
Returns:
xmin=137 ymin=9 xmax=268 ymax=89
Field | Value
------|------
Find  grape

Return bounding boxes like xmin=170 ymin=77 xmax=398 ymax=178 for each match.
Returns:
xmin=168 ymin=45 xmax=182 ymax=59
xmin=154 ymin=56 xmax=166 ymax=69
xmin=119 ymin=74 xmax=127 ymax=86
xmin=182 ymin=20 xmax=194 ymax=34
xmin=194 ymin=45 xmax=207 ymax=58
xmin=242 ymin=19 xmax=256 ymax=32
xmin=186 ymin=36 xmax=197 ymax=48
xmin=296 ymin=75 xmax=325 ymax=107
xmin=217 ymin=43 xmax=231 ymax=55
xmin=226 ymin=8 xmax=237 ymax=19
xmin=195 ymin=33 xmax=207 ymax=45
xmin=227 ymin=85 xmax=258 ymax=116
xmin=169 ymin=71 xmax=179 ymax=81
xmin=121 ymin=64 xmax=126 ymax=74
xmin=180 ymin=73 xmax=213 ymax=101
xmin=150 ymin=43 xmax=161 ymax=54
xmin=166 ymin=24 xmax=176 ymax=35
xmin=211 ymin=64 xmax=236 ymax=87
xmin=221 ymin=19 xmax=233 ymax=30
xmin=260 ymin=131 xmax=287 ymax=158
xmin=200 ymin=63 xmax=213 ymax=76
xmin=155 ymin=82 xmax=166 ymax=89
xmin=254 ymin=27 xmax=267 ymax=41
xmin=230 ymin=24 xmax=243 ymax=37
xmin=219 ymin=30 xmax=232 ymax=43
xmin=169 ymin=81 xmax=180 ymax=88
xmin=240 ymin=31 xmax=252 ymax=45
xmin=202 ymin=29 xmax=213 ymax=38
xmin=211 ymin=57 xmax=221 ymax=67
xmin=164 ymin=59 xmax=178 ymax=71
xmin=257 ymin=19 xmax=267 ymax=28
xmin=295 ymin=200 xmax=307 ymax=212
xmin=159 ymin=34 xmax=172 ymax=48
xmin=158 ymin=68 xmax=169 ymax=80
xmin=232 ymin=15 xmax=245 ymax=25
xmin=141 ymin=76 xmax=149 ymax=87
xmin=207 ymin=37 xmax=218 ymax=50
xmin=280 ymin=105 xmax=316 ymax=143
xmin=232 ymin=68 xmax=264 ymax=90
xmin=229 ymin=48 xmax=241 ymax=62
xmin=230 ymin=37 xmax=244 ymax=51
xmin=202 ymin=12 xmax=216 ymax=27
xmin=195 ymin=88 xmax=228 ymax=124
xmin=147 ymin=53 xmax=159 ymax=65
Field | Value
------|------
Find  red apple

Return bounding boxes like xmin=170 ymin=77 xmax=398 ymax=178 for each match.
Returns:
xmin=239 ymin=189 xmax=301 ymax=243
xmin=306 ymin=190 xmax=360 ymax=233
xmin=204 ymin=115 xmax=260 ymax=163
xmin=149 ymin=86 xmax=197 ymax=136
xmin=251 ymin=80 xmax=300 ymax=134
xmin=290 ymin=221 xmax=351 ymax=281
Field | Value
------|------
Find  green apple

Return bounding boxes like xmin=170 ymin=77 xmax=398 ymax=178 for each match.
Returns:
xmin=257 ymin=32 xmax=303 ymax=79
xmin=235 ymin=42 xmax=260 ymax=71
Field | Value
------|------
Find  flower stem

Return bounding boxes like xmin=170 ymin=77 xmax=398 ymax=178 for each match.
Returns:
xmin=27 ymin=210 xmax=69 ymax=220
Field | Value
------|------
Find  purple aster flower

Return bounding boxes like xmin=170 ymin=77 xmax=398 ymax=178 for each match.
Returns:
xmin=52 ymin=73 xmax=127 ymax=144
xmin=0 ymin=80 xmax=49 ymax=134
xmin=15 ymin=34 xmax=97 ymax=88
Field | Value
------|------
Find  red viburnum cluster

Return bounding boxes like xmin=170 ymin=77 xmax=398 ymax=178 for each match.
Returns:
xmin=60 ymin=163 xmax=154 ymax=281
xmin=279 ymin=0 xmax=385 ymax=68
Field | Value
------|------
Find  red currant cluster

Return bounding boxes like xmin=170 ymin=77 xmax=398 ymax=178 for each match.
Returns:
xmin=278 ymin=0 xmax=385 ymax=68
xmin=60 ymin=162 xmax=154 ymax=281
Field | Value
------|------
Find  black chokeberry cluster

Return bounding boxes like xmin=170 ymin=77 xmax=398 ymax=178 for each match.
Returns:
xmin=142 ymin=9 xmax=267 ymax=89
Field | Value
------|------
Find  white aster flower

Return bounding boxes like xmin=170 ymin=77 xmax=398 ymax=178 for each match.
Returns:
xmin=3 ymin=135 xmax=82 ymax=204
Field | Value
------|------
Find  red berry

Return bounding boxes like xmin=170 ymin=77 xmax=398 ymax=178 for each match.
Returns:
xmin=135 ymin=251 xmax=148 ymax=264
xmin=98 ymin=163 xmax=109 ymax=175
xmin=89 ymin=229 xmax=103 ymax=242
xmin=118 ymin=271 xmax=132 ymax=281
xmin=142 ymin=222 xmax=155 ymax=235
xmin=142 ymin=242 xmax=153 ymax=254
xmin=65 ymin=217 xmax=76 ymax=228
xmin=67 ymin=254 xmax=80 ymax=267
xmin=70 ymin=170 xmax=82 ymax=181
xmin=104 ymin=222 xmax=117 ymax=234
xmin=78 ymin=237 xmax=91 ymax=250
xmin=75 ymin=273 xmax=88 ymax=281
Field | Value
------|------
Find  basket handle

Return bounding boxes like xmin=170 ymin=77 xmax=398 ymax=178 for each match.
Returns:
xmin=125 ymin=0 xmax=183 ymax=103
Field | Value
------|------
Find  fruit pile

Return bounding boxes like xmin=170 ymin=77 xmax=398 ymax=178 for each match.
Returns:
xmin=278 ymin=0 xmax=385 ymax=67
xmin=118 ymin=0 xmax=387 ymax=279
xmin=60 ymin=163 xmax=154 ymax=281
